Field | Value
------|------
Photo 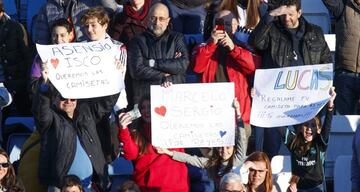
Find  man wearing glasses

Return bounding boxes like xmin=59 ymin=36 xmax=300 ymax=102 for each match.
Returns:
xmin=127 ymin=2 xmax=188 ymax=103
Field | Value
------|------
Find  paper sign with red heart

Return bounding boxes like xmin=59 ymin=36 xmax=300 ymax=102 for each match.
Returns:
xmin=155 ymin=106 xmax=167 ymax=117
xmin=51 ymin=58 xmax=59 ymax=69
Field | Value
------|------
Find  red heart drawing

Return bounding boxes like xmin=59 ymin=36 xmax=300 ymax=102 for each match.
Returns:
xmin=154 ymin=106 xmax=167 ymax=117
xmin=51 ymin=58 xmax=59 ymax=69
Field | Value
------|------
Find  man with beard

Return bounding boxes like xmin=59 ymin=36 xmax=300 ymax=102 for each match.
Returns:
xmin=249 ymin=0 xmax=332 ymax=160
xmin=127 ymin=2 xmax=188 ymax=103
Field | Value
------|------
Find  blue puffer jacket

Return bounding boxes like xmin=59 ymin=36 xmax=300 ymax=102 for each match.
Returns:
xmin=34 ymin=0 xmax=117 ymax=44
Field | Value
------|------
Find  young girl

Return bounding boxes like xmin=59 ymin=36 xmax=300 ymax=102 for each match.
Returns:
xmin=278 ymin=87 xmax=336 ymax=192
xmin=156 ymin=98 xmax=248 ymax=189
xmin=117 ymin=96 xmax=189 ymax=192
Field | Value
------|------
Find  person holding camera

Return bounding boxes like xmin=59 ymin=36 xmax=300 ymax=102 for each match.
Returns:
xmin=192 ymin=9 xmax=256 ymax=140
xmin=117 ymin=95 xmax=189 ymax=192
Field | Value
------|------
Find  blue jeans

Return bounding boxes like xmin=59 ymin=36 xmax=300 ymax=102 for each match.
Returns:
xmin=163 ymin=0 xmax=206 ymax=34
xmin=298 ymin=181 xmax=327 ymax=192
xmin=333 ymin=70 xmax=360 ymax=115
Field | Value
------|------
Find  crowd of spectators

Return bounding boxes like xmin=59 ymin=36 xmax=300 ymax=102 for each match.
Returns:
xmin=0 ymin=0 xmax=359 ymax=191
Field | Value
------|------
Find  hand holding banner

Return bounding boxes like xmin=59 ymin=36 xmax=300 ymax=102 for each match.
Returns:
xmin=250 ymin=64 xmax=333 ymax=127
xmin=36 ymin=39 xmax=125 ymax=99
xmin=151 ymin=83 xmax=235 ymax=148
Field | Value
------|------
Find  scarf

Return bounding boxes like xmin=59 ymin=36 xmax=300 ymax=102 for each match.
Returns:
xmin=124 ymin=0 xmax=151 ymax=20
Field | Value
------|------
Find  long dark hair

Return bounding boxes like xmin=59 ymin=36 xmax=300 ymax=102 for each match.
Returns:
xmin=290 ymin=115 xmax=322 ymax=155
xmin=206 ymin=147 xmax=235 ymax=180
xmin=129 ymin=95 xmax=151 ymax=156
xmin=0 ymin=149 xmax=24 ymax=192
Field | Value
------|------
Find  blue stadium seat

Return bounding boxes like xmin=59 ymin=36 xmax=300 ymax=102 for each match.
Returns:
xmin=183 ymin=34 xmax=204 ymax=83
xmin=5 ymin=116 xmax=35 ymax=132
xmin=6 ymin=133 xmax=31 ymax=163
xmin=334 ymin=155 xmax=352 ymax=192
xmin=302 ymin=0 xmax=331 ymax=33
xmin=108 ymin=157 xmax=134 ymax=191
xmin=3 ymin=0 xmax=18 ymax=19
xmin=325 ymin=115 xmax=359 ymax=180
xmin=26 ymin=0 xmax=46 ymax=38
xmin=108 ymin=157 xmax=133 ymax=176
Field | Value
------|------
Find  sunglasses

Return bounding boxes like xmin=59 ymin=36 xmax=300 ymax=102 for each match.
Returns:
xmin=0 ymin=162 xmax=10 ymax=168
xmin=60 ymin=97 xmax=76 ymax=102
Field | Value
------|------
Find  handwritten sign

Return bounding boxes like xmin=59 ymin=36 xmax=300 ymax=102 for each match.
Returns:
xmin=151 ymin=83 xmax=235 ymax=148
xmin=250 ymin=64 xmax=333 ymax=127
xmin=36 ymin=39 xmax=124 ymax=99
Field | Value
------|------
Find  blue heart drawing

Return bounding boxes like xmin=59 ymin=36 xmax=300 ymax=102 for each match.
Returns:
xmin=220 ymin=131 xmax=227 ymax=138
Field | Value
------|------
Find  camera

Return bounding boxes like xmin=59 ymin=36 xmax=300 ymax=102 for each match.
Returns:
xmin=215 ymin=18 xmax=225 ymax=31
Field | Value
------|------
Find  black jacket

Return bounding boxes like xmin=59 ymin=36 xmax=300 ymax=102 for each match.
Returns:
xmin=127 ymin=29 xmax=188 ymax=102
xmin=33 ymin=81 xmax=119 ymax=189
xmin=249 ymin=15 xmax=332 ymax=69
xmin=0 ymin=15 xmax=33 ymax=93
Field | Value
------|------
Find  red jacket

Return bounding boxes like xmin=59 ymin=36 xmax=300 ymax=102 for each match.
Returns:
xmin=118 ymin=125 xmax=189 ymax=192
xmin=192 ymin=42 xmax=256 ymax=124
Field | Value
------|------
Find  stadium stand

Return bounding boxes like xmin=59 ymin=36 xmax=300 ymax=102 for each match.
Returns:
xmin=334 ymin=155 xmax=352 ymax=192
xmin=301 ymin=0 xmax=331 ymax=34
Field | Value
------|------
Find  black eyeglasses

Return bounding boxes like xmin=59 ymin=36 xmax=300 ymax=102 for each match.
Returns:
xmin=0 ymin=162 xmax=10 ymax=168
xmin=249 ymin=168 xmax=268 ymax=173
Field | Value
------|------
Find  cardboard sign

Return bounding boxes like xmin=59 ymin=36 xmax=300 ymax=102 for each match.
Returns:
xmin=151 ymin=83 xmax=235 ymax=148
xmin=250 ymin=64 xmax=333 ymax=127
xmin=36 ymin=39 xmax=124 ymax=98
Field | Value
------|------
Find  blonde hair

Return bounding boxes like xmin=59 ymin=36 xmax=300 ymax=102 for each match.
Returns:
xmin=217 ymin=0 xmax=240 ymax=20
xmin=245 ymin=0 xmax=261 ymax=29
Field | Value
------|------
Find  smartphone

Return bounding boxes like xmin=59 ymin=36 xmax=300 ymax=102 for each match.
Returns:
xmin=215 ymin=18 xmax=225 ymax=31
xmin=128 ymin=104 xmax=141 ymax=120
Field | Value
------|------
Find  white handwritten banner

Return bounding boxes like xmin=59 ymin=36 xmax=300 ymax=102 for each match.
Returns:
xmin=36 ymin=39 xmax=124 ymax=99
xmin=151 ymin=83 xmax=235 ymax=148
xmin=250 ymin=64 xmax=333 ymax=128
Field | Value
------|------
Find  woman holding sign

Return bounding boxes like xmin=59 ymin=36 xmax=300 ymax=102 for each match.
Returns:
xmin=117 ymin=96 xmax=189 ymax=192
xmin=155 ymin=98 xmax=247 ymax=190
xmin=277 ymin=87 xmax=336 ymax=192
